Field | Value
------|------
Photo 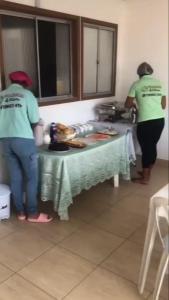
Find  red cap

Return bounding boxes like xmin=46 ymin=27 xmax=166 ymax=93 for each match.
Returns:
xmin=9 ymin=71 xmax=33 ymax=87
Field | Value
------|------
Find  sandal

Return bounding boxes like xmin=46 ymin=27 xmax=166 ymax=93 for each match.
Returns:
xmin=27 ymin=213 xmax=53 ymax=223
xmin=17 ymin=213 xmax=26 ymax=221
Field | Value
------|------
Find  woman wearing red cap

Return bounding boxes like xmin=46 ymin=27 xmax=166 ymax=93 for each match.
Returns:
xmin=0 ymin=71 xmax=52 ymax=222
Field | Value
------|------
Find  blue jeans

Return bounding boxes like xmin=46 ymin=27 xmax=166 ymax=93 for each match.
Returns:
xmin=1 ymin=138 xmax=38 ymax=215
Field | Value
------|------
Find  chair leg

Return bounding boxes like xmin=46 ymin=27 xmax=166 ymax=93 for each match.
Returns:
xmin=138 ymin=211 xmax=157 ymax=294
xmin=153 ymin=251 xmax=169 ymax=300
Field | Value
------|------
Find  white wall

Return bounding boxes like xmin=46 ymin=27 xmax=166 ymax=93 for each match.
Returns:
xmin=120 ymin=0 xmax=168 ymax=160
xmin=120 ymin=0 xmax=168 ymax=98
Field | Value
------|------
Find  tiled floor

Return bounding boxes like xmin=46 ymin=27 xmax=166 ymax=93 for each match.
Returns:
xmin=0 ymin=162 xmax=168 ymax=299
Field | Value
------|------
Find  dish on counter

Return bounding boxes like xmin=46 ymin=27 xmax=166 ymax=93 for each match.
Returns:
xmin=75 ymin=137 xmax=98 ymax=145
xmin=86 ymin=133 xmax=111 ymax=140
xmin=69 ymin=133 xmax=111 ymax=145
xmin=65 ymin=139 xmax=87 ymax=148
xmin=96 ymin=129 xmax=119 ymax=136
xmin=48 ymin=142 xmax=70 ymax=151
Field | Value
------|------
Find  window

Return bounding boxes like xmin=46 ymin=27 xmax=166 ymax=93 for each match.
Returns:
xmin=81 ymin=18 xmax=117 ymax=99
xmin=1 ymin=14 xmax=73 ymax=101
xmin=0 ymin=1 xmax=117 ymax=105
xmin=0 ymin=1 xmax=80 ymax=105
xmin=1 ymin=15 xmax=38 ymax=96
xmin=37 ymin=19 xmax=71 ymax=98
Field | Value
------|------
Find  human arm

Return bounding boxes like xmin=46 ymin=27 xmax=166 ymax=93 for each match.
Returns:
xmin=26 ymin=91 xmax=40 ymax=126
xmin=31 ymin=123 xmax=39 ymax=130
xmin=125 ymin=81 xmax=137 ymax=108
xmin=125 ymin=96 xmax=136 ymax=108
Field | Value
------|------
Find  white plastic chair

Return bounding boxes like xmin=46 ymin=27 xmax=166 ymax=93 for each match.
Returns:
xmin=153 ymin=205 xmax=169 ymax=300
xmin=138 ymin=183 xmax=169 ymax=300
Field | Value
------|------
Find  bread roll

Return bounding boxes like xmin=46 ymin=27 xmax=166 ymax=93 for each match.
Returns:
xmin=57 ymin=123 xmax=68 ymax=131
xmin=64 ymin=128 xmax=75 ymax=135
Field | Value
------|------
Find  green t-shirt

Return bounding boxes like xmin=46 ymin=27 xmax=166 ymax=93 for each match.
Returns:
xmin=128 ymin=75 xmax=166 ymax=122
xmin=0 ymin=84 xmax=40 ymax=139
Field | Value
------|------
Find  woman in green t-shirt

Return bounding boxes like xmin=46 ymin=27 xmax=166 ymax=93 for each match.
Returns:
xmin=125 ymin=62 xmax=166 ymax=184
xmin=0 ymin=71 xmax=53 ymax=222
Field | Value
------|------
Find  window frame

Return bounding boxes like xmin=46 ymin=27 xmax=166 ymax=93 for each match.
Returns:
xmin=81 ymin=17 xmax=118 ymax=100
xmin=0 ymin=0 xmax=80 ymax=106
xmin=0 ymin=1 xmax=118 ymax=106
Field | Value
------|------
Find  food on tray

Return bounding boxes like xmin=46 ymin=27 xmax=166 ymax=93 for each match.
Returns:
xmin=97 ymin=129 xmax=119 ymax=136
xmin=77 ymin=137 xmax=98 ymax=145
xmin=65 ymin=139 xmax=87 ymax=148
xmin=57 ymin=123 xmax=68 ymax=131
xmin=56 ymin=123 xmax=76 ymax=141
xmin=86 ymin=133 xmax=111 ymax=140
xmin=57 ymin=123 xmax=75 ymax=135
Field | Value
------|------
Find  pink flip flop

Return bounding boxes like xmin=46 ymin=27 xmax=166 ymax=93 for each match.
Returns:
xmin=27 ymin=213 xmax=53 ymax=223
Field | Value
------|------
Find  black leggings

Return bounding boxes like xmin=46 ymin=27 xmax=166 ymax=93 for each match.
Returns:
xmin=137 ymin=118 xmax=164 ymax=168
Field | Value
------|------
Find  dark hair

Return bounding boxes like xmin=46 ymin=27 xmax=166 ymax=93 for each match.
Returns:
xmin=137 ymin=62 xmax=153 ymax=77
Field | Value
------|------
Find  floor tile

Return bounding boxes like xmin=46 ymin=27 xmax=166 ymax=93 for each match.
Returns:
xmin=102 ymin=241 xmax=143 ymax=284
xmin=64 ymin=267 xmax=148 ymax=300
xmin=0 ymin=263 xmax=13 ymax=283
xmin=0 ymin=274 xmax=54 ymax=300
xmin=19 ymin=245 xmax=95 ymax=300
xmin=148 ymin=293 xmax=166 ymax=300
xmin=60 ymin=223 xmax=124 ymax=264
xmin=122 ymin=182 xmax=153 ymax=198
xmin=91 ymin=207 xmax=145 ymax=238
xmin=8 ymin=218 xmax=42 ymax=234
xmin=129 ymin=223 xmax=165 ymax=252
xmin=89 ymin=180 xmax=131 ymax=204
xmin=132 ymin=181 xmax=168 ymax=198
xmin=0 ymin=162 xmax=167 ymax=300
xmin=131 ymin=164 xmax=168 ymax=197
xmin=101 ymin=240 xmax=168 ymax=294
xmin=69 ymin=193 xmax=109 ymax=223
xmin=69 ymin=180 xmax=132 ymax=223
xmin=0 ymin=230 xmax=54 ymax=271
xmin=114 ymin=193 xmax=150 ymax=217
xmin=0 ymin=221 xmax=17 ymax=239
xmin=30 ymin=217 xmax=85 ymax=244
xmin=156 ymin=274 xmax=169 ymax=300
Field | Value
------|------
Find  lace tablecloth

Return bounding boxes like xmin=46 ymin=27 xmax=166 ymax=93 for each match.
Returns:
xmin=38 ymin=135 xmax=130 ymax=220
xmin=89 ymin=120 xmax=138 ymax=162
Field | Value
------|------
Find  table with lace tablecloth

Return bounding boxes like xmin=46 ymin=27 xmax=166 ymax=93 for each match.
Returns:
xmin=38 ymin=134 xmax=130 ymax=220
xmin=88 ymin=120 xmax=138 ymax=162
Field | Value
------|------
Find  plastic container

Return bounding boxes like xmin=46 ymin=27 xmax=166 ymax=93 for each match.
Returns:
xmin=0 ymin=184 xmax=11 ymax=220
xmin=50 ymin=122 xmax=57 ymax=143
xmin=130 ymin=107 xmax=137 ymax=124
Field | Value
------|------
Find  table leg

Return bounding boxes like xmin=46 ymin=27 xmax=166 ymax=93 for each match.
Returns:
xmin=59 ymin=210 xmax=69 ymax=221
xmin=114 ymin=174 xmax=119 ymax=187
